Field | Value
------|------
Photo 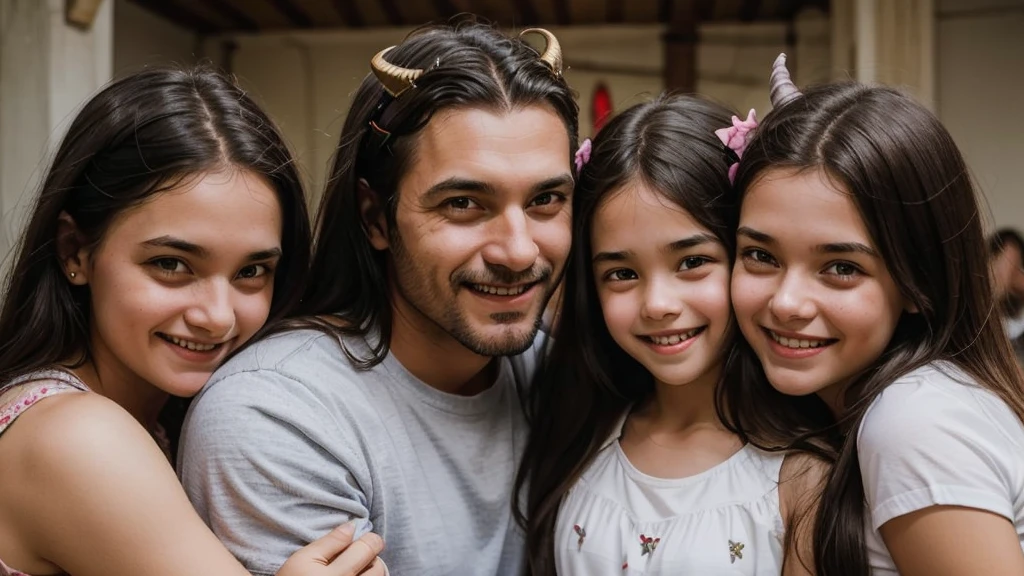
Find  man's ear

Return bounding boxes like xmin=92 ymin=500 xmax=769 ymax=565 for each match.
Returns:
xmin=56 ymin=211 xmax=90 ymax=285
xmin=358 ymin=179 xmax=389 ymax=250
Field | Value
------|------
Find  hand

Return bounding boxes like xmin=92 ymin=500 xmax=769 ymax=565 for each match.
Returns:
xmin=276 ymin=522 xmax=386 ymax=576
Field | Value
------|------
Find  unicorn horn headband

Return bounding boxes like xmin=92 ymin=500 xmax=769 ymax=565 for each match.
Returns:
xmin=714 ymin=53 xmax=804 ymax=183
xmin=769 ymin=53 xmax=803 ymax=107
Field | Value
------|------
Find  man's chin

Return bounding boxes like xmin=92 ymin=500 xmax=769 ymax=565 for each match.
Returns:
xmin=458 ymin=319 xmax=542 ymax=357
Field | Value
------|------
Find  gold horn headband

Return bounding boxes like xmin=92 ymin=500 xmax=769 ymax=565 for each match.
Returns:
xmin=370 ymin=46 xmax=424 ymax=98
xmin=520 ymin=28 xmax=563 ymax=75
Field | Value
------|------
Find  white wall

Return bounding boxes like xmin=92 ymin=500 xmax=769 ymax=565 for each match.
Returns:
xmin=210 ymin=18 xmax=829 ymax=207
xmin=936 ymin=0 xmax=1024 ymax=232
xmin=113 ymin=0 xmax=199 ymax=75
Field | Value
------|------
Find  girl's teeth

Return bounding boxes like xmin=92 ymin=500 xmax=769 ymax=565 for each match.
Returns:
xmin=770 ymin=332 xmax=829 ymax=349
xmin=649 ymin=328 xmax=700 ymax=346
xmin=472 ymin=284 xmax=527 ymax=296
xmin=167 ymin=335 xmax=217 ymax=352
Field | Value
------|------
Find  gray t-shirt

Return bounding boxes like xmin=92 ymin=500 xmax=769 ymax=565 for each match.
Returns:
xmin=178 ymin=329 xmax=543 ymax=575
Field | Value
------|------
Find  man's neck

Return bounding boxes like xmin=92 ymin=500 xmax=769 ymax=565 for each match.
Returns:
xmin=388 ymin=308 xmax=498 ymax=397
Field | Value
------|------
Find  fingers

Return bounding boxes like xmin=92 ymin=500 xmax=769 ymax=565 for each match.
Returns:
xmin=357 ymin=558 xmax=389 ymax=576
xmin=299 ymin=522 xmax=358 ymax=565
xmin=329 ymin=531 xmax=385 ymax=576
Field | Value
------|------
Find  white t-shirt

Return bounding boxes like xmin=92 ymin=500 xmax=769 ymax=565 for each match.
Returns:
xmin=857 ymin=362 xmax=1024 ymax=574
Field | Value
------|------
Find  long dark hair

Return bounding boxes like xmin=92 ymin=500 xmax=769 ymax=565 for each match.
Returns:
xmin=724 ymin=81 xmax=1024 ymax=575
xmin=277 ymin=18 xmax=579 ymax=368
xmin=0 ymin=65 xmax=311 ymax=446
xmin=514 ymin=94 xmax=747 ymax=575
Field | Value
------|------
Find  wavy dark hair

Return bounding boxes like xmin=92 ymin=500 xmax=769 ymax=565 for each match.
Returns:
xmin=723 ymin=81 xmax=1024 ymax=575
xmin=514 ymin=94 xmax=779 ymax=575
xmin=0 ymin=65 xmax=311 ymax=453
xmin=276 ymin=17 xmax=579 ymax=368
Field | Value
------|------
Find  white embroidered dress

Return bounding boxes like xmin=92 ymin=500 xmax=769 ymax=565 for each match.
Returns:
xmin=554 ymin=415 xmax=787 ymax=575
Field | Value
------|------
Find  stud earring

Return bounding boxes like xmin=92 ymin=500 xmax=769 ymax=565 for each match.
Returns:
xmin=69 ymin=272 xmax=76 ymax=279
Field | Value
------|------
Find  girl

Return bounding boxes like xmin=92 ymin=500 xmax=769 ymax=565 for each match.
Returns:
xmin=515 ymin=94 xmax=825 ymax=575
xmin=0 ymin=66 xmax=384 ymax=576
xmin=727 ymin=55 xmax=1024 ymax=575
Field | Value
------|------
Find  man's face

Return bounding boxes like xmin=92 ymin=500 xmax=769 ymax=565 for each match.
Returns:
xmin=378 ymin=105 xmax=572 ymax=357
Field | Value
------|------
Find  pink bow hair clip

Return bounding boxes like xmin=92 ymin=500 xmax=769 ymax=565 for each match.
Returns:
xmin=575 ymin=138 xmax=592 ymax=173
xmin=714 ymin=109 xmax=758 ymax=184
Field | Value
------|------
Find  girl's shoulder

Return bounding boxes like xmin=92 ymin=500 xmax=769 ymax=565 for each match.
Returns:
xmin=859 ymin=361 xmax=1022 ymax=449
xmin=0 ymin=369 xmax=89 ymax=436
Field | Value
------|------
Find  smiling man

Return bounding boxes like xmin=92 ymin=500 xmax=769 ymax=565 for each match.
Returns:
xmin=178 ymin=20 xmax=579 ymax=576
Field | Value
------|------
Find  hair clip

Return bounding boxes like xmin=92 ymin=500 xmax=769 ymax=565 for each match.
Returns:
xmin=575 ymin=138 xmax=592 ymax=173
xmin=714 ymin=109 xmax=758 ymax=184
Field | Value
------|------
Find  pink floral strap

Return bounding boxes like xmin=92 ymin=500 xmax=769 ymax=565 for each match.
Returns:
xmin=0 ymin=378 xmax=87 ymax=434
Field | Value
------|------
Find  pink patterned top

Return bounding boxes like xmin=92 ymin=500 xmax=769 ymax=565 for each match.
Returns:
xmin=0 ymin=369 xmax=87 ymax=576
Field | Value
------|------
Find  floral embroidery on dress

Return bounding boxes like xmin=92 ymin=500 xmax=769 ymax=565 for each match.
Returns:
xmin=573 ymin=524 xmax=586 ymax=551
xmin=729 ymin=540 xmax=745 ymax=563
xmin=640 ymin=534 xmax=660 ymax=557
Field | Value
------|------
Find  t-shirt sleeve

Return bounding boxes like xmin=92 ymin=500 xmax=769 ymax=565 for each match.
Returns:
xmin=857 ymin=378 xmax=1016 ymax=531
xmin=178 ymin=368 xmax=372 ymax=576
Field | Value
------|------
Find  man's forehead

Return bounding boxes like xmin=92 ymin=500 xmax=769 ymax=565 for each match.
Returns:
xmin=401 ymin=105 xmax=573 ymax=196
xmin=422 ymin=105 xmax=568 ymax=143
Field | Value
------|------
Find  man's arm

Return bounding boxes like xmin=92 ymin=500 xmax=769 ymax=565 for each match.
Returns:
xmin=179 ymin=368 xmax=374 ymax=576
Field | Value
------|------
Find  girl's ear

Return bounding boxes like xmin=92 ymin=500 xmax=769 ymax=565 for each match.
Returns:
xmin=57 ymin=211 xmax=91 ymax=285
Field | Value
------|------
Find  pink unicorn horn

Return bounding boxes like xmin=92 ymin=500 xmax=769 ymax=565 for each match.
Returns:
xmin=769 ymin=53 xmax=802 ymax=107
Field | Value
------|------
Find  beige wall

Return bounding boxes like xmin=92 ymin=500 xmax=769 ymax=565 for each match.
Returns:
xmin=208 ymin=16 xmax=829 ymax=207
xmin=936 ymin=0 xmax=1024 ymax=232
xmin=0 ymin=0 xmax=112 ymax=264
xmin=113 ymin=0 xmax=199 ymax=75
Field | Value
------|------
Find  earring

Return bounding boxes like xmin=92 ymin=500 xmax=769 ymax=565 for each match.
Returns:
xmin=69 ymin=272 xmax=76 ymax=279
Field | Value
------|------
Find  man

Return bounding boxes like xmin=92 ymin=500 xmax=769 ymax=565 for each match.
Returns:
xmin=179 ymin=20 xmax=579 ymax=576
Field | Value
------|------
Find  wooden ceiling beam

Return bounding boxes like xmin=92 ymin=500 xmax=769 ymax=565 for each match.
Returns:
xmin=511 ymin=0 xmax=540 ymax=26
xmin=206 ymin=0 xmax=259 ymax=31
xmin=268 ymin=0 xmax=313 ymax=27
xmin=607 ymin=0 xmax=626 ymax=23
xmin=127 ymin=0 xmax=218 ymax=34
xmin=739 ymin=0 xmax=762 ymax=22
xmin=332 ymin=0 xmax=365 ymax=27
xmin=431 ymin=0 xmax=459 ymax=21
xmin=552 ymin=0 xmax=571 ymax=25
xmin=658 ymin=0 xmax=673 ymax=22
xmin=378 ymin=0 xmax=405 ymax=26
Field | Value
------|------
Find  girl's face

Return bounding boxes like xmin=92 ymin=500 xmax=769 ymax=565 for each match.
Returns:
xmin=731 ymin=168 xmax=910 ymax=408
xmin=67 ymin=169 xmax=283 ymax=397
xmin=591 ymin=182 xmax=732 ymax=389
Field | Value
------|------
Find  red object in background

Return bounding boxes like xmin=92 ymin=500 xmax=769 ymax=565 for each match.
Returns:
xmin=592 ymin=82 xmax=613 ymax=134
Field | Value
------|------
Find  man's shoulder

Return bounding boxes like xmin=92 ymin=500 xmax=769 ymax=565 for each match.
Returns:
xmin=204 ymin=327 xmax=383 ymax=394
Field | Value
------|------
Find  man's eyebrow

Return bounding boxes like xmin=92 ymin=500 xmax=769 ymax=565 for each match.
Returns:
xmin=421 ymin=174 xmax=574 ymax=204
xmin=421 ymin=178 xmax=495 ymax=204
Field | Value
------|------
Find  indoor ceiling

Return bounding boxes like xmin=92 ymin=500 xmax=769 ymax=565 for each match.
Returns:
xmin=127 ymin=0 xmax=830 ymax=34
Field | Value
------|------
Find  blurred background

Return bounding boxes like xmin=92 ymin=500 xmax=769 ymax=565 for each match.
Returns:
xmin=0 ymin=0 xmax=1021 ymax=268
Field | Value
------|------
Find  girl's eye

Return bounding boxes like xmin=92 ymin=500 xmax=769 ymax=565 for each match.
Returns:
xmin=237 ymin=264 xmax=270 ymax=280
xmin=824 ymin=262 xmax=861 ymax=278
xmin=740 ymin=248 xmax=778 ymax=267
xmin=151 ymin=258 xmax=187 ymax=274
xmin=606 ymin=269 xmax=638 ymax=281
xmin=680 ymin=256 xmax=710 ymax=271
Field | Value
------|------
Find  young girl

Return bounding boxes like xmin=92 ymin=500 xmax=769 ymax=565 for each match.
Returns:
xmin=727 ymin=55 xmax=1024 ymax=575
xmin=515 ymin=94 xmax=825 ymax=575
xmin=0 ymin=66 xmax=384 ymax=576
